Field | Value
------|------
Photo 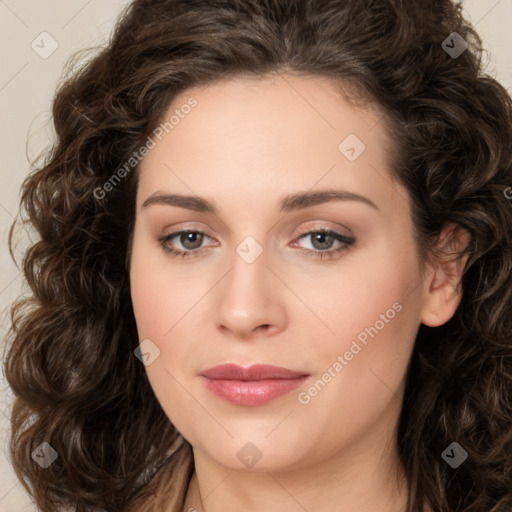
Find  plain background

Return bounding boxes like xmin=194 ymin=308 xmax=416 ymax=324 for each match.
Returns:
xmin=0 ymin=1 xmax=511 ymax=510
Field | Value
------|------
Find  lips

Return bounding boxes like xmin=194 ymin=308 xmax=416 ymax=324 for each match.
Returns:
xmin=200 ymin=364 xmax=310 ymax=406
xmin=201 ymin=363 xmax=308 ymax=381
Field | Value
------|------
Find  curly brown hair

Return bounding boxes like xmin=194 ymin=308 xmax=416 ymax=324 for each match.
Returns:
xmin=4 ymin=0 xmax=512 ymax=511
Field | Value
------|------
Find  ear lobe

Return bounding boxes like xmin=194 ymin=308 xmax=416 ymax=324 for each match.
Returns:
xmin=420 ymin=223 xmax=471 ymax=327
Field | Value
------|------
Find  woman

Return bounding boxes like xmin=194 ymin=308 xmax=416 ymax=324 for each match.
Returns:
xmin=5 ymin=0 xmax=512 ymax=511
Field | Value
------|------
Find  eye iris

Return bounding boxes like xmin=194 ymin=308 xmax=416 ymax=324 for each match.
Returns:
xmin=311 ymin=232 xmax=333 ymax=250
xmin=181 ymin=232 xmax=203 ymax=250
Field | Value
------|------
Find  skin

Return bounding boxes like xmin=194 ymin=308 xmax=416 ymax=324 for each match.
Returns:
xmin=129 ymin=72 xmax=468 ymax=512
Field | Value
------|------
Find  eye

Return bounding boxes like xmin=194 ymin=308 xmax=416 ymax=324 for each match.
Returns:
xmin=158 ymin=228 xmax=356 ymax=260
xmin=292 ymin=228 xmax=356 ymax=260
xmin=158 ymin=230 xmax=213 ymax=258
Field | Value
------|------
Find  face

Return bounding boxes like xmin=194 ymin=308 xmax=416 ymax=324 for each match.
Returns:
xmin=129 ymin=73 xmax=428 ymax=473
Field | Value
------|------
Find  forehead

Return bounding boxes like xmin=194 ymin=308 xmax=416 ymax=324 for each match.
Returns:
xmin=136 ymin=73 xmax=403 ymax=217
xmin=166 ymin=73 xmax=386 ymax=148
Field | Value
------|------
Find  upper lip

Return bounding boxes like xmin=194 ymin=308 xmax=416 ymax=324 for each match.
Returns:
xmin=200 ymin=363 xmax=309 ymax=381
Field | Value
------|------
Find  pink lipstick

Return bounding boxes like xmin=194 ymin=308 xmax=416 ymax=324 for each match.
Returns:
xmin=200 ymin=363 xmax=310 ymax=406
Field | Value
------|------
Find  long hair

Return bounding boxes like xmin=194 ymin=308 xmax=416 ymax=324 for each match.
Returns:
xmin=4 ymin=0 xmax=512 ymax=510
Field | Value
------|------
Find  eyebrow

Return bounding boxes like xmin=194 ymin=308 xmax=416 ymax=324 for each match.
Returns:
xmin=141 ymin=188 xmax=380 ymax=213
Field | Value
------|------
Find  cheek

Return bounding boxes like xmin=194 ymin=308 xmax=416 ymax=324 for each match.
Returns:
xmin=310 ymin=245 xmax=420 ymax=353
xmin=129 ymin=233 xmax=194 ymax=338
xmin=129 ymin=236 xmax=212 ymax=393
xmin=294 ymin=262 xmax=421 ymax=450
xmin=130 ymin=263 xmax=168 ymax=338
xmin=129 ymin=242 xmax=202 ymax=437
xmin=302 ymin=257 xmax=423 ymax=426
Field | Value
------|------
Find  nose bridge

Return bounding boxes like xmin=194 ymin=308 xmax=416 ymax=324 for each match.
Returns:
xmin=223 ymin=235 xmax=271 ymax=311
xmin=213 ymin=233 xmax=285 ymax=336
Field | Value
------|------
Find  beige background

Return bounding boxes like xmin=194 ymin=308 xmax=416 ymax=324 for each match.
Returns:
xmin=0 ymin=1 xmax=511 ymax=510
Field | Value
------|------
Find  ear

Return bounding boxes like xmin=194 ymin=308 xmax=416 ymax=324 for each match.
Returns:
xmin=420 ymin=223 xmax=471 ymax=327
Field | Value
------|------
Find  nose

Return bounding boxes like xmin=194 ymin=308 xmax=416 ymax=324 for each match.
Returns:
xmin=213 ymin=245 xmax=287 ymax=340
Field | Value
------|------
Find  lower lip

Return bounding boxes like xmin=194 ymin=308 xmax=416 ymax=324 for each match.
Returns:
xmin=201 ymin=375 xmax=310 ymax=406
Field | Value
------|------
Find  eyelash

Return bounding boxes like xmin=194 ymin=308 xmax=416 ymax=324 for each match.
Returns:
xmin=158 ymin=228 xmax=356 ymax=260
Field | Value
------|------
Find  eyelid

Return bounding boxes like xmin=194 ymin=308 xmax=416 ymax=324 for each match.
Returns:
xmin=160 ymin=221 xmax=352 ymax=246
xmin=294 ymin=221 xmax=354 ymax=238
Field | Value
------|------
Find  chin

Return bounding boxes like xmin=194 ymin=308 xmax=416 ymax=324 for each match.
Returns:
xmin=195 ymin=437 xmax=311 ymax=473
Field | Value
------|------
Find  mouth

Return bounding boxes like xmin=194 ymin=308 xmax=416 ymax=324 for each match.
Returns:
xmin=200 ymin=363 xmax=311 ymax=406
